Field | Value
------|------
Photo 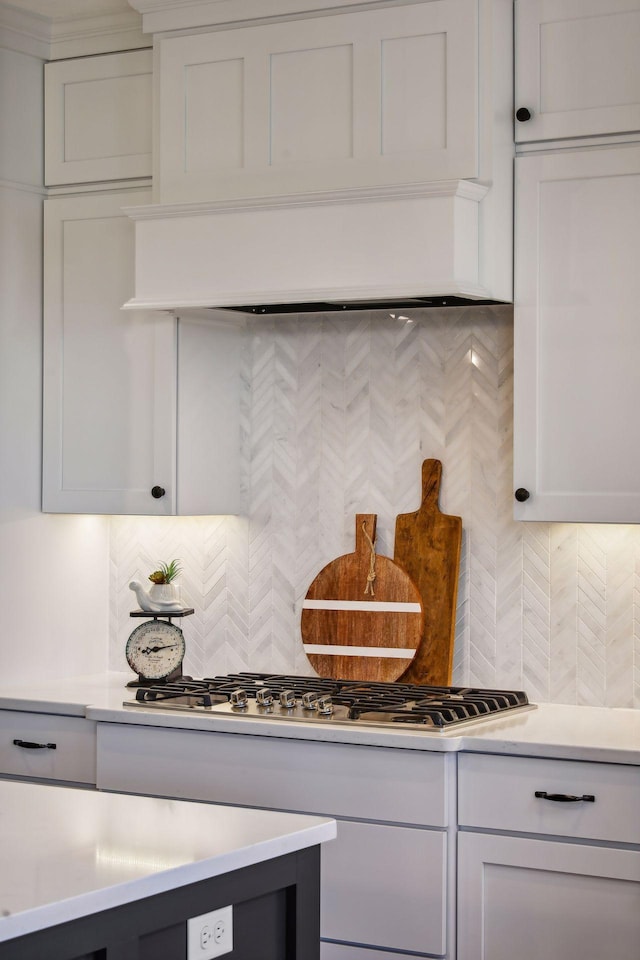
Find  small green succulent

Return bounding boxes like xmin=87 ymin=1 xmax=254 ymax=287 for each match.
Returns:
xmin=148 ymin=559 xmax=182 ymax=584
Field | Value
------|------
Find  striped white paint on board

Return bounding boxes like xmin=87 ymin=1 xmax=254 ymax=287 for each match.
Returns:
xmin=303 ymin=644 xmax=417 ymax=658
xmin=302 ymin=599 xmax=421 ymax=613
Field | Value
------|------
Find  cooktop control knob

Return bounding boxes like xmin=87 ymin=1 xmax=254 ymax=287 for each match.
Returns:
xmin=301 ymin=692 xmax=319 ymax=711
xmin=256 ymin=688 xmax=274 ymax=706
xmin=279 ymin=690 xmax=296 ymax=709
xmin=230 ymin=689 xmax=249 ymax=709
xmin=316 ymin=695 xmax=334 ymax=716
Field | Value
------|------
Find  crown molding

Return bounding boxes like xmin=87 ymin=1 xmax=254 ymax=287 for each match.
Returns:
xmin=126 ymin=0 xmax=409 ymax=35
xmin=0 ymin=5 xmax=50 ymax=57
xmin=0 ymin=3 xmax=147 ymax=59
xmin=0 ymin=177 xmax=46 ymax=196
xmin=123 ymin=179 xmax=489 ymax=220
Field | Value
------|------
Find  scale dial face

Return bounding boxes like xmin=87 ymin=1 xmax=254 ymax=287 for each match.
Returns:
xmin=126 ymin=620 xmax=185 ymax=681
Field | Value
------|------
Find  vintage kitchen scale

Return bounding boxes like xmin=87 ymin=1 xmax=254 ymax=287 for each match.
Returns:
xmin=125 ymin=608 xmax=194 ymax=687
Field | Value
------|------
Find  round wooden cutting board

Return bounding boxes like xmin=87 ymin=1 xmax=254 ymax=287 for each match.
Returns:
xmin=301 ymin=514 xmax=423 ymax=682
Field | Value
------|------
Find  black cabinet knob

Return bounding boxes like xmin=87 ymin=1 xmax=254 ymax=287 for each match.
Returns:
xmin=515 ymin=488 xmax=530 ymax=502
xmin=151 ymin=486 xmax=166 ymax=499
xmin=516 ymin=107 xmax=532 ymax=122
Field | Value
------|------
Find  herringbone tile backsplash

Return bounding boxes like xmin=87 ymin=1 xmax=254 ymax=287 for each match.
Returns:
xmin=109 ymin=305 xmax=640 ymax=708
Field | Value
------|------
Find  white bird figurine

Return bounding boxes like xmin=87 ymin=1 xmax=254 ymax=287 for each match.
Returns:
xmin=129 ymin=580 xmax=184 ymax=613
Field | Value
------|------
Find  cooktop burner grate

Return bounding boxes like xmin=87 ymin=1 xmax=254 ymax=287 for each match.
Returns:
xmin=125 ymin=673 xmax=533 ymax=730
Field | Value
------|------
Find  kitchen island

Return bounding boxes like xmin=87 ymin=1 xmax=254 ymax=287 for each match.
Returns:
xmin=0 ymin=778 xmax=336 ymax=960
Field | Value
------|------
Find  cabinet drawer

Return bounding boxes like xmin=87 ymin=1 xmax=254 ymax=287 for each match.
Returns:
xmin=322 ymin=820 xmax=446 ymax=955
xmin=322 ymin=946 xmax=404 ymax=960
xmin=458 ymin=753 xmax=640 ymax=844
xmin=0 ymin=711 xmax=96 ymax=785
xmin=97 ymin=723 xmax=449 ymax=826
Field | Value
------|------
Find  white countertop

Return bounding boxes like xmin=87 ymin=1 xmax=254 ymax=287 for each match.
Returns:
xmin=0 ymin=778 xmax=335 ymax=944
xmin=0 ymin=672 xmax=639 ymax=763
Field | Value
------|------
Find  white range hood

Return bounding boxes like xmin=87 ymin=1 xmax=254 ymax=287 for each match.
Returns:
xmin=122 ymin=0 xmax=513 ymax=314
xmin=122 ymin=178 xmax=508 ymax=313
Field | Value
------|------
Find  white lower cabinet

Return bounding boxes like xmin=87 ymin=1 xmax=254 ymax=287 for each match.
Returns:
xmin=458 ymin=833 xmax=640 ymax=960
xmin=0 ymin=711 xmax=96 ymax=786
xmin=457 ymin=753 xmax=640 ymax=960
xmin=96 ymin=723 xmax=451 ymax=957
xmin=321 ymin=820 xmax=446 ymax=955
xmin=320 ymin=946 xmax=408 ymax=960
xmin=95 ymin=723 xmax=640 ymax=958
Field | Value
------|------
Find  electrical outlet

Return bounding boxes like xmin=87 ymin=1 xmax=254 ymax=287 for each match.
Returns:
xmin=187 ymin=905 xmax=233 ymax=960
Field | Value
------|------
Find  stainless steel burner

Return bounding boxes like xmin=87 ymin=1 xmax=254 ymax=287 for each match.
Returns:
xmin=123 ymin=673 xmax=534 ymax=731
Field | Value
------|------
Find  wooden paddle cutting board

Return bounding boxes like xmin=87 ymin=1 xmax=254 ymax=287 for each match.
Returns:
xmin=301 ymin=514 xmax=423 ymax=682
xmin=394 ymin=460 xmax=462 ymax=686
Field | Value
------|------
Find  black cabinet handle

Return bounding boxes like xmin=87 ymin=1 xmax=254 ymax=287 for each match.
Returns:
xmin=516 ymin=107 xmax=532 ymax=122
xmin=515 ymin=488 xmax=530 ymax=502
xmin=535 ymin=791 xmax=595 ymax=803
xmin=13 ymin=739 xmax=57 ymax=750
xmin=151 ymin=486 xmax=166 ymax=499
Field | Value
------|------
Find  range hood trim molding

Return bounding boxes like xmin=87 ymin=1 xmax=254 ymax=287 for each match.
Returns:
xmin=123 ymin=283 xmax=494 ymax=313
xmin=124 ymin=177 xmax=502 ymax=312
xmin=123 ymin=179 xmax=490 ymax=222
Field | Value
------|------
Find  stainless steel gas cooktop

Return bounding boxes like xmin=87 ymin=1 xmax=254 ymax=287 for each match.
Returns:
xmin=124 ymin=673 xmax=534 ymax=731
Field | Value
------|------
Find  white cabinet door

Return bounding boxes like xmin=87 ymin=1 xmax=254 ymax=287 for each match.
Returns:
xmin=43 ymin=191 xmax=243 ymax=515
xmin=513 ymin=144 xmax=640 ymax=522
xmin=515 ymin=0 xmax=640 ymax=142
xmin=45 ymin=50 xmax=152 ymax=185
xmin=458 ymin=831 xmax=640 ymax=960
xmin=322 ymin=820 xmax=446 ymax=955
xmin=157 ymin=0 xmax=478 ymax=203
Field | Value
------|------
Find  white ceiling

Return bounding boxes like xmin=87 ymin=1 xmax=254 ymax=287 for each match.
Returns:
xmin=3 ymin=0 xmax=132 ymax=18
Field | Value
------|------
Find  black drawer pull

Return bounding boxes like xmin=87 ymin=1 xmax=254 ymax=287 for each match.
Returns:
xmin=535 ymin=790 xmax=595 ymax=803
xmin=13 ymin=739 xmax=57 ymax=750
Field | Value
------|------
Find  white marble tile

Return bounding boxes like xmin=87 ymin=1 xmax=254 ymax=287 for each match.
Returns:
xmin=108 ymin=306 xmax=640 ymax=708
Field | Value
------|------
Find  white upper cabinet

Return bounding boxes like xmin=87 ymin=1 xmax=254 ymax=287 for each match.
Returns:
xmin=45 ymin=50 xmax=152 ymax=185
xmin=513 ymin=144 xmax=640 ymax=522
xmin=43 ymin=190 xmax=244 ymax=516
xmin=515 ymin=0 xmax=640 ymax=142
xmin=156 ymin=1 xmax=479 ymax=204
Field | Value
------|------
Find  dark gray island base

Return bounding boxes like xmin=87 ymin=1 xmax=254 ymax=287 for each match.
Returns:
xmin=0 ymin=781 xmax=335 ymax=960
xmin=2 ymin=846 xmax=320 ymax=960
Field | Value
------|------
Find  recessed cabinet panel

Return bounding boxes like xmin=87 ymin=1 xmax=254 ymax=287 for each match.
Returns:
xmin=157 ymin=0 xmax=478 ymax=203
xmin=185 ymin=58 xmax=245 ymax=173
xmin=515 ymin=0 xmax=640 ymax=142
xmin=514 ymin=144 xmax=640 ymax=521
xmin=45 ymin=50 xmax=152 ymax=185
xmin=270 ymin=44 xmax=354 ymax=164
xmin=381 ymin=32 xmax=446 ymax=155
